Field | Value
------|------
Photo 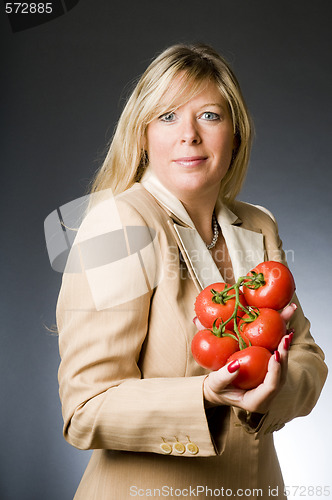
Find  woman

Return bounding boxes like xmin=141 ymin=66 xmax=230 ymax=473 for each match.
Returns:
xmin=56 ymin=44 xmax=327 ymax=499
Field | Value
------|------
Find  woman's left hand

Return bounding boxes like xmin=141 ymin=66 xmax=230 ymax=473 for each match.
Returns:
xmin=202 ymin=303 xmax=296 ymax=414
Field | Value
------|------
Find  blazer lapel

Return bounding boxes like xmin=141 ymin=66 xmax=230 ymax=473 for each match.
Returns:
xmin=216 ymin=201 xmax=265 ymax=283
xmin=171 ymin=223 xmax=223 ymax=290
xmin=171 ymin=206 xmax=265 ymax=290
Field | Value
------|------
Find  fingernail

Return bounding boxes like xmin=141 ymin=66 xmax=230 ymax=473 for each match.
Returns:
xmin=292 ymin=303 xmax=298 ymax=311
xmin=289 ymin=331 xmax=294 ymax=343
xmin=274 ymin=350 xmax=281 ymax=363
xmin=284 ymin=337 xmax=290 ymax=350
xmin=228 ymin=360 xmax=240 ymax=373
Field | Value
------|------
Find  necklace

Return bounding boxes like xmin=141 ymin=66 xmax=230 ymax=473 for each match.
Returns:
xmin=206 ymin=213 xmax=219 ymax=250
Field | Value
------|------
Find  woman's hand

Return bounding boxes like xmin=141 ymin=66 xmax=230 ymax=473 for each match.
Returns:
xmin=203 ymin=303 xmax=296 ymax=414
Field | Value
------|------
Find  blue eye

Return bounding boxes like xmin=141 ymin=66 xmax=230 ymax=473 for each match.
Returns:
xmin=159 ymin=112 xmax=176 ymax=122
xmin=202 ymin=112 xmax=219 ymax=121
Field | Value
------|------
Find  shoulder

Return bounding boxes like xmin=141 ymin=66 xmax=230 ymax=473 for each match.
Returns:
xmin=78 ymin=184 xmax=164 ymax=238
xmin=116 ymin=183 xmax=163 ymax=217
xmin=64 ymin=185 xmax=162 ymax=305
xmin=228 ymin=200 xmax=285 ymax=263
xmin=229 ymin=200 xmax=278 ymax=231
xmin=116 ymin=183 xmax=171 ymax=231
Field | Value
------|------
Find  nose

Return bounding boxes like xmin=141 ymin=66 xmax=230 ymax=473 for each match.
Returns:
xmin=180 ymin=117 xmax=201 ymax=144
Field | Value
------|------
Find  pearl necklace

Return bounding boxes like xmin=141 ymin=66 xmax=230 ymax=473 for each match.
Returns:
xmin=206 ymin=213 xmax=219 ymax=250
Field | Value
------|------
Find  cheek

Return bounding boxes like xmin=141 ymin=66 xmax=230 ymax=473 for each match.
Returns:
xmin=209 ymin=138 xmax=232 ymax=163
xmin=207 ymin=123 xmax=233 ymax=148
xmin=146 ymin=128 xmax=163 ymax=157
xmin=147 ymin=136 xmax=173 ymax=165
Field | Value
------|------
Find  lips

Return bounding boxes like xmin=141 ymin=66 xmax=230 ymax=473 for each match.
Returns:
xmin=174 ymin=156 xmax=208 ymax=166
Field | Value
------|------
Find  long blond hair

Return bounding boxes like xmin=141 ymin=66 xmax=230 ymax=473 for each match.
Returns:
xmin=89 ymin=44 xmax=253 ymax=203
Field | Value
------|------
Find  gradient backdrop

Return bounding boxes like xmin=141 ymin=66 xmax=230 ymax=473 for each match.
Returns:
xmin=1 ymin=1 xmax=331 ymax=499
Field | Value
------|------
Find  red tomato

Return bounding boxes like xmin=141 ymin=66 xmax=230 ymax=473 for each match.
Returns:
xmin=191 ymin=330 xmax=239 ymax=371
xmin=243 ymin=261 xmax=295 ymax=310
xmin=227 ymin=346 xmax=272 ymax=390
xmin=239 ymin=308 xmax=286 ymax=352
xmin=195 ymin=283 xmax=247 ymax=331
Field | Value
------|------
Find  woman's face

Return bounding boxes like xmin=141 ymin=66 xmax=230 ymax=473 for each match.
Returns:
xmin=145 ymin=79 xmax=235 ymax=203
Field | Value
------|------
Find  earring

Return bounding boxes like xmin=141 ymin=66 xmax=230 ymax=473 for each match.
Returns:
xmin=142 ymin=150 xmax=149 ymax=167
xmin=228 ymin=149 xmax=237 ymax=170
xmin=135 ymin=150 xmax=149 ymax=182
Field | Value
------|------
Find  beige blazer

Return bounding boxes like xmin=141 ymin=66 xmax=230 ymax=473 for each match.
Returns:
xmin=56 ymin=172 xmax=327 ymax=499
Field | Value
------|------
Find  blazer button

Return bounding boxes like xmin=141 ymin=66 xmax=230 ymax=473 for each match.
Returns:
xmin=186 ymin=442 xmax=199 ymax=455
xmin=173 ymin=442 xmax=185 ymax=454
xmin=160 ymin=443 xmax=172 ymax=454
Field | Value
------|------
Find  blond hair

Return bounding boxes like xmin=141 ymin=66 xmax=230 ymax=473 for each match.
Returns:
xmin=89 ymin=44 xmax=253 ymax=203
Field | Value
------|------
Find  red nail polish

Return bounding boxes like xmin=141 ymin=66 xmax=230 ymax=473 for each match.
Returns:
xmin=228 ymin=360 xmax=240 ymax=373
xmin=289 ymin=331 xmax=294 ymax=343
xmin=284 ymin=337 xmax=290 ymax=350
xmin=274 ymin=350 xmax=280 ymax=363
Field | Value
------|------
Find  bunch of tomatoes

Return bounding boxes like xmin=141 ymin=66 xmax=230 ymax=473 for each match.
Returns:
xmin=191 ymin=261 xmax=296 ymax=389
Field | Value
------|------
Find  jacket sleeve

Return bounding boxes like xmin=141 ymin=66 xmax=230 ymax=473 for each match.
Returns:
xmin=234 ymin=206 xmax=328 ymax=436
xmin=56 ymin=195 xmax=224 ymax=457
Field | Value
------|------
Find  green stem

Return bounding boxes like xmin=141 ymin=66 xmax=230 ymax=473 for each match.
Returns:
xmin=232 ymin=276 xmax=249 ymax=350
xmin=213 ymin=274 xmax=263 ymax=349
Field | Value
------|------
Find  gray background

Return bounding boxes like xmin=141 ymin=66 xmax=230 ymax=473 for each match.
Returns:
xmin=1 ymin=1 xmax=331 ymax=499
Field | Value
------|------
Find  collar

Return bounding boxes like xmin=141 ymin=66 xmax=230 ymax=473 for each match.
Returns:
xmin=140 ymin=168 xmax=195 ymax=227
xmin=140 ymin=167 xmax=240 ymax=228
xmin=140 ymin=168 xmax=264 ymax=289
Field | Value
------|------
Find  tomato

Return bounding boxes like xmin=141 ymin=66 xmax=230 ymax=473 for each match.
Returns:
xmin=194 ymin=282 xmax=247 ymax=331
xmin=239 ymin=308 xmax=286 ymax=352
xmin=243 ymin=261 xmax=295 ymax=310
xmin=191 ymin=329 xmax=239 ymax=371
xmin=227 ymin=346 xmax=272 ymax=390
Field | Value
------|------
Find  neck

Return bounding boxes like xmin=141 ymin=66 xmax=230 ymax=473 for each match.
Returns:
xmin=181 ymin=192 xmax=219 ymax=245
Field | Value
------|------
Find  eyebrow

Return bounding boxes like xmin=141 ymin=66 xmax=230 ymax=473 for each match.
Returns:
xmin=203 ymin=102 xmax=223 ymax=108
xmin=199 ymin=103 xmax=224 ymax=109
xmin=157 ymin=101 xmax=226 ymax=117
